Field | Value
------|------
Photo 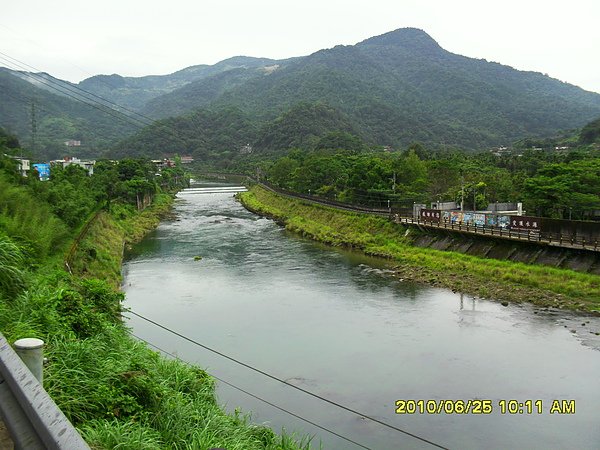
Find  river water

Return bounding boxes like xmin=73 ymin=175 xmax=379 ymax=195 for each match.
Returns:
xmin=123 ymin=183 xmax=600 ymax=450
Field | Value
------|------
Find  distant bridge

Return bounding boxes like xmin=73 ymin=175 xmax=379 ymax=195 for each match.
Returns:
xmin=181 ymin=186 xmax=248 ymax=195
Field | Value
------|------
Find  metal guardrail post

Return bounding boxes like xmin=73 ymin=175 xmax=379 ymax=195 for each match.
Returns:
xmin=0 ymin=333 xmax=90 ymax=450
xmin=13 ymin=338 xmax=44 ymax=385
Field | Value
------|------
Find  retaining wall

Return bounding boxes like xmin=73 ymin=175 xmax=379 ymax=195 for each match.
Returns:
xmin=405 ymin=227 xmax=600 ymax=274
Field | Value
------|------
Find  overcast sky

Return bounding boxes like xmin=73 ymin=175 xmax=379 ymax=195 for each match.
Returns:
xmin=2 ymin=0 xmax=599 ymax=93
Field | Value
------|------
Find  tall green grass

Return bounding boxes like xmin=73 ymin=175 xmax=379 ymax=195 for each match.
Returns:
xmin=0 ymin=185 xmax=311 ymax=449
xmin=70 ymin=193 xmax=176 ymax=288
xmin=0 ymin=175 xmax=69 ymax=261
xmin=1 ymin=253 xmax=310 ymax=449
xmin=0 ymin=233 xmax=24 ymax=297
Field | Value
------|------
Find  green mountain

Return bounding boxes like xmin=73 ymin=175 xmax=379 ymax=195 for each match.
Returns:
xmin=204 ymin=28 xmax=600 ymax=149
xmin=253 ymin=102 xmax=362 ymax=153
xmin=0 ymin=57 xmax=282 ymax=158
xmin=4 ymin=28 xmax=600 ymax=160
xmin=110 ymin=107 xmax=259 ymax=163
xmin=79 ymin=56 xmax=282 ymax=111
xmin=141 ymin=66 xmax=272 ymax=119
xmin=118 ymin=28 xmax=600 ymax=156
xmin=109 ymin=102 xmax=368 ymax=164
xmin=0 ymin=69 xmax=138 ymax=159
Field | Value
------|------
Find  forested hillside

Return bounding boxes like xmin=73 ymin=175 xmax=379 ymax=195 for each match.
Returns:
xmin=260 ymin=118 xmax=600 ymax=220
xmin=112 ymin=107 xmax=259 ymax=162
xmin=80 ymin=56 xmax=282 ymax=112
xmin=0 ymin=69 xmax=138 ymax=159
xmin=3 ymin=27 xmax=600 ymax=161
xmin=207 ymin=28 xmax=600 ymax=149
xmin=0 ymin=57 xmax=282 ymax=158
xmin=114 ymin=28 xmax=600 ymax=160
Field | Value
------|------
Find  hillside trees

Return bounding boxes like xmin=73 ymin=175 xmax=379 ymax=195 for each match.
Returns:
xmin=0 ymin=127 xmax=20 ymax=149
xmin=265 ymin=150 xmax=430 ymax=206
xmin=580 ymin=117 xmax=600 ymax=144
xmin=264 ymin=144 xmax=600 ymax=219
xmin=523 ymin=160 xmax=600 ymax=219
xmin=0 ymin=172 xmax=69 ymax=260
xmin=44 ymin=165 xmax=98 ymax=228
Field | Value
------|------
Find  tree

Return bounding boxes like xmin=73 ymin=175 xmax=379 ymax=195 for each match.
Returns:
xmin=580 ymin=117 xmax=600 ymax=144
xmin=314 ymin=131 xmax=366 ymax=153
xmin=269 ymin=157 xmax=299 ymax=189
xmin=0 ymin=128 xmax=20 ymax=149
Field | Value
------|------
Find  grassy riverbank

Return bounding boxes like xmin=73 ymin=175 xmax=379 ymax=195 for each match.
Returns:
xmin=239 ymin=185 xmax=600 ymax=313
xmin=1 ymin=188 xmax=309 ymax=449
xmin=69 ymin=193 xmax=175 ymax=287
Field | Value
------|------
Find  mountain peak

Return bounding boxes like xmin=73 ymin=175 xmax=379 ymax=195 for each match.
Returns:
xmin=357 ymin=27 xmax=441 ymax=52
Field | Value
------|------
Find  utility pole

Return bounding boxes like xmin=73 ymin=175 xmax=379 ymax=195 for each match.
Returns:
xmin=460 ymin=176 xmax=464 ymax=212
xmin=30 ymin=100 xmax=37 ymax=154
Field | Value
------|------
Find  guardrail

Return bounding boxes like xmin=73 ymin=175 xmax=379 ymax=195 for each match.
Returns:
xmin=397 ymin=217 xmax=600 ymax=251
xmin=0 ymin=333 xmax=90 ymax=449
xmin=257 ymin=181 xmax=392 ymax=216
xmin=251 ymin=181 xmax=600 ymax=253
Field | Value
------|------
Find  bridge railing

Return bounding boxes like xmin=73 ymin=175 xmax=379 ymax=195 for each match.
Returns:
xmin=396 ymin=216 xmax=599 ymax=251
xmin=0 ymin=333 xmax=90 ymax=449
xmin=250 ymin=181 xmax=599 ymax=252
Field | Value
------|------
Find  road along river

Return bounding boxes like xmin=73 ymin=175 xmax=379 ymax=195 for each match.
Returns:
xmin=123 ymin=182 xmax=600 ymax=450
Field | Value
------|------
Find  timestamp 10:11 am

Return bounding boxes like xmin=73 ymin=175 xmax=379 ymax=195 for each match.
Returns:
xmin=499 ymin=399 xmax=575 ymax=415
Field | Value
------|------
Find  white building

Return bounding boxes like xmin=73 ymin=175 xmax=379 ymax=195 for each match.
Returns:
xmin=51 ymin=157 xmax=95 ymax=175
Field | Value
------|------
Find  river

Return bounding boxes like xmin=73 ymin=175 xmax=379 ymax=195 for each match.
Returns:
xmin=123 ymin=182 xmax=600 ymax=450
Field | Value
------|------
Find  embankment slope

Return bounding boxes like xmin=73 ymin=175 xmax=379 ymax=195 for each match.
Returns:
xmin=239 ymin=185 xmax=600 ymax=313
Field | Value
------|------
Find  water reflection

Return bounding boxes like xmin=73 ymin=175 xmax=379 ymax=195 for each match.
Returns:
xmin=123 ymin=185 xmax=600 ymax=450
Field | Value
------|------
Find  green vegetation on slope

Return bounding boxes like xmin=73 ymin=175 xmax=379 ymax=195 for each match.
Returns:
xmin=260 ymin=142 xmax=600 ymax=220
xmin=156 ymin=28 xmax=600 ymax=150
xmin=239 ymin=185 xmax=600 ymax=312
xmin=0 ymin=142 xmax=307 ymax=449
xmin=113 ymin=28 xmax=600 ymax=164
xmin=0 ymin=70 xmax=138 ymax=159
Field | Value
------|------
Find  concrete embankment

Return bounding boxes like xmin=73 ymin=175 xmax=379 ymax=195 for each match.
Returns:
xmin=405 ymin=228 xmax=600 ymax=275
xmin=239 ymin=185 xmax=600 ymax=313
xmin=253 ymin=181 xmax=600 ymax=275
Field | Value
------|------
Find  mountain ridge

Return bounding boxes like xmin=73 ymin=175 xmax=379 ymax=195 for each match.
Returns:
xmin=2 ymin=27 xmax=600 ymax=157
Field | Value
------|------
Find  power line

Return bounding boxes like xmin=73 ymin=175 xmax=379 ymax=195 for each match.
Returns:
xmin=0 ymin=24 xmax=168 ymax=124
xmin=0 ymin=55 xmax=151 ymax=129
xmin=0 ymin=51 xmax=152 ymax=127
xmin=127 ymin=309 xmax=449 ymax=450
xmin=0 ymin=50 xmax=191 ymax=148
xmin=130 ymin=333 xmax=372 ymax=450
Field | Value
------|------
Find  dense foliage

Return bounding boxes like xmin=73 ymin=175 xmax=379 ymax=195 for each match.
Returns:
xmin=152 ymin=27 xmax=600 ymax=151
xmin=580 ymin=117 xmax=600 ymax=144
xmin=0 ymin=137 xmax=306 ymax=448
xmin=81 ymin=56 xmax=278 ymax=113
xmin=0 ymin=58 xmax=278 ymax=157
xmin=261 ymin=140 xmax=600 ymax=220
